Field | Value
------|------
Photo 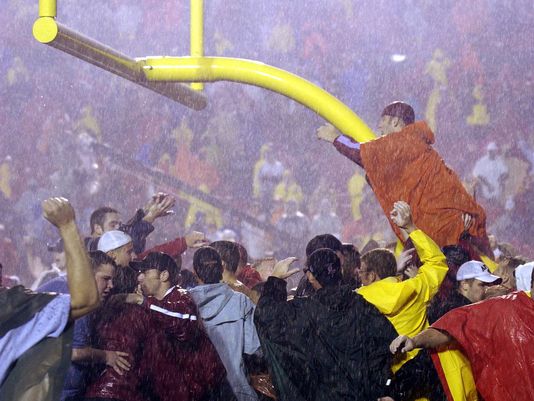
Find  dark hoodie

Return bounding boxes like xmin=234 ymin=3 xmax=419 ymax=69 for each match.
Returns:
xmin=255 ymin=279 xmax=397 ymax=401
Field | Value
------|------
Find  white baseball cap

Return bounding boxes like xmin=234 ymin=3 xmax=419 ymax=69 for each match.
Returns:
xmin=456 ymin=260 xmax=502 ymax=284
xmin=486 ymin=142 xmax=498 ymax=151
xmin=97 ymin=230 xmax=132 ymax=253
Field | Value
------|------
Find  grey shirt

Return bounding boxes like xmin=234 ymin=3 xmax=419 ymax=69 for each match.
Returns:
xmin=189 ymin=283 xmax=260 ymax=401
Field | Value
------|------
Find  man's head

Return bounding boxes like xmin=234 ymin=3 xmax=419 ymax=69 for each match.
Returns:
xmin=47 ymin=238 xmax=66 ymax=271
xmin=193 ymin=246 xmax=223 ymax=284
xmin=341 ymin=243 xmax=360 ymax=283
xmin=378 ymin=101 xmax=415 ymax=136
xmin=359 ymin=248 xmax=397 ymax=286
xmin=305 ymin=248 xmax=342 ymax=289
xmin=135 ymin=252 xmax=181 ymax=296
xmin=456 ymin=261 xmax=502 ymax=302
xmin=210 ymin=240 xmax=240 ymax=274
xmin=90 ymin=207 xmax=120 ymax=236
xmin=235 ymin=243 xmax=249 ymax=276
xmin=495 ymin=257 xmax=526 ymax=290
xmin=89 ymin=251 xmax=116 ymax=301
xmin=306 ymin=234 xmax=343 ymax=259
xmin=486 ymin=142 xmax=498 ymax=160
xmin=97 ymin=230 xmax=135 ymax=267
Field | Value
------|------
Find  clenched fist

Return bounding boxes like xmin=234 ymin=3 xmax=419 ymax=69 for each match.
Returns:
xmin=42 ymin=197 xmax=76 ymax=228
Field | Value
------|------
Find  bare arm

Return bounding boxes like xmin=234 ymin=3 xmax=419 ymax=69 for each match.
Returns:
xmin=42 ymin=197 xmax=99 ymax=320
xmin=390 ymin=327 xmax=453 ymax=354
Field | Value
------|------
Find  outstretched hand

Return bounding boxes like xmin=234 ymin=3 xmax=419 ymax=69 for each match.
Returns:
xmin=42 ymin=197 xmax=76 ymax=228
xmin=272 ymin=257 xmax=299 ymax=280
xmin=462 ymin=213 xmax=473 ymax=231
xmin=396 ymin=248 xmax=416 ymax=273
xmin=185 ymin=231 xmax=209 ymax=248
xmin=390 ymin=201 xmax=416 ymax=234
xmin=316 ymin=124 xmax=338 ymax=143
xmin=389 ymin=335 xmax=416 ymax=354
xmin=105 ymin=350 xmax=131 ymax=375
xmin=143 ymin=193 xmax=176 ymax=223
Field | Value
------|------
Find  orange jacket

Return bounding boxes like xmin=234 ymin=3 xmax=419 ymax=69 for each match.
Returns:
xmin=360 ymin=121 xmax=488 ymax=249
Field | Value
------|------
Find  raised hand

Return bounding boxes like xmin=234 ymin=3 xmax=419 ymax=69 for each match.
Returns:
xmin=396 ymin=248 xmax=416 ymax=273
xmin=390 ymin=201 xmax=416 ymax=235
xmin=389 ymin=335 xmax=415 ymax=354
xmin=316 ymin=124 xmax=338 ymax=143
xmin=185 ymin=231 xmax=209 ymax=248
xmin=143 ymin=193 xmax=176 ymax=223
xmin=462 ymin=213 xmax=473 ymax=231
xmin=42 ymin=197 xmax=76 ymax=228
xmin=272 ymin=257 xmax=299 ymax=279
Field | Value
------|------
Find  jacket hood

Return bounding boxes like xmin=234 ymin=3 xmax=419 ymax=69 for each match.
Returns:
xmin=515 ymin=262 xmax=534 ymax=291
xmin=189 ymin=283 xmax=235 ymax=321
xmin=312 ymin=285 xmax=356 ymax=311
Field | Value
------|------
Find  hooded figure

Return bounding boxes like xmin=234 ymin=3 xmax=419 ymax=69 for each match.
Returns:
xmin=255 ymin=248 xmax=397 ymax=401
xmin=189 ymin=247 xmax=261 ymax=401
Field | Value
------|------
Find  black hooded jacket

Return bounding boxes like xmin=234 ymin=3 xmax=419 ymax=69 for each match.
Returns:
xmin=254 ymin=277 xmax=397 ymax=401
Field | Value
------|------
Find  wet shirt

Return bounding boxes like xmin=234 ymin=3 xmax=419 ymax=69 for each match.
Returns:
xmin=0 ymin=294 xmax=70 ymax=383
xmin=37 ymin=276 xmax=92 ymax=400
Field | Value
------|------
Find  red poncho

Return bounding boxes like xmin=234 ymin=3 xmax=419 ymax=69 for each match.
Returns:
xmin=432 ymin=292 xmax=534 ymax=401
xmin=360 ymin=121 xmax=488 ymax=248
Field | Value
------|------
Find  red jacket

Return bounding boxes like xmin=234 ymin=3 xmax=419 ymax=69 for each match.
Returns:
xmin=141 ymin=286 xmax=226 ymax=401
xmin=137 ymin=236 xmax=187 ymax=260
xmin=237 ymin=264 xmax=263 ymax=289
xmin=85 ymin=303 xmax=152 ymax=401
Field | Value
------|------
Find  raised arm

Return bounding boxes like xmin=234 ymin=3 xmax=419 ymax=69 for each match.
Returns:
xmin=42 ymin=197 xmax=99 ymax=320
xmin=317 ymin=124 xmax=364 ymax=168
xmin=389 ymin=327 xmax=453 ymax=354
xmin=391 ymin=201 xmax=448 ymax=301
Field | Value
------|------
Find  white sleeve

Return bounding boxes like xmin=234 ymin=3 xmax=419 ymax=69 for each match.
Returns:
xmin=0 ymin=294 xmax=71 ymax=384
xmin=335 ymin=135 xmax=361 ymax=149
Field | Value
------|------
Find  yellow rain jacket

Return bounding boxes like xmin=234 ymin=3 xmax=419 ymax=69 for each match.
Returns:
xmin=359 ymin=230 xmax=478 ymax=400
xmin=358 ymin=229 xmax=447 ymax=373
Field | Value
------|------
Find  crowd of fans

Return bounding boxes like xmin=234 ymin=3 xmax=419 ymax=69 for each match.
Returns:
xmin=1 ymin=1 xmax=534 ymax=400
xmin=2 ymin=193 xmax=532 ymax=401
xmin=1 ymin=1 xmax=533 ymax=286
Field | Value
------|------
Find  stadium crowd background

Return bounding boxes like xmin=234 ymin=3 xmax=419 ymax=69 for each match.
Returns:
xmin=1 ymin=0 xmax=533 ymax=285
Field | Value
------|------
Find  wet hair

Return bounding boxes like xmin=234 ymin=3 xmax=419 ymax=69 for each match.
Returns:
xmin=360 ymin=239 xmax=380 ymax=255
xmin=361 ymin=248 xmax=397 ymax=279
xmin=305 ymin=234 xmax=342 ymax=257
xmin=135 ymin=252 xmax=181 ymax=285
xmin=179 ymin=269 xmax=198 ymax=289
xmin=193 ymin=246 xmax=223 ymax=284
xmin=341 ymin=244 xmax=361 ymax=282
xmin=307 ymin=248 xmax=342 ymax=287
xmin=502 ymin=256 xmax=527 ymax=271
xmin=341 ymin=244 xmax=360 ymax=268
xmin=90 ymin=206 xmax=118 ymax=234
xmin=210 ymin=241 xmax=240 ymax=273
xmin=381 ymin=101 xmax=415 ymax=125
xmin=442 ymin=245 xmax=469 ymax=268
xmin=236 ymin=243 xmax=248 ymax=267
xmin=88 ymin=250 xmax=116 ymax=273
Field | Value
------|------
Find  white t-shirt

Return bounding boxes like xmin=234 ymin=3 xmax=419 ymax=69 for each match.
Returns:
xmin=472 ymin=155 xmax=508 ymax=199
